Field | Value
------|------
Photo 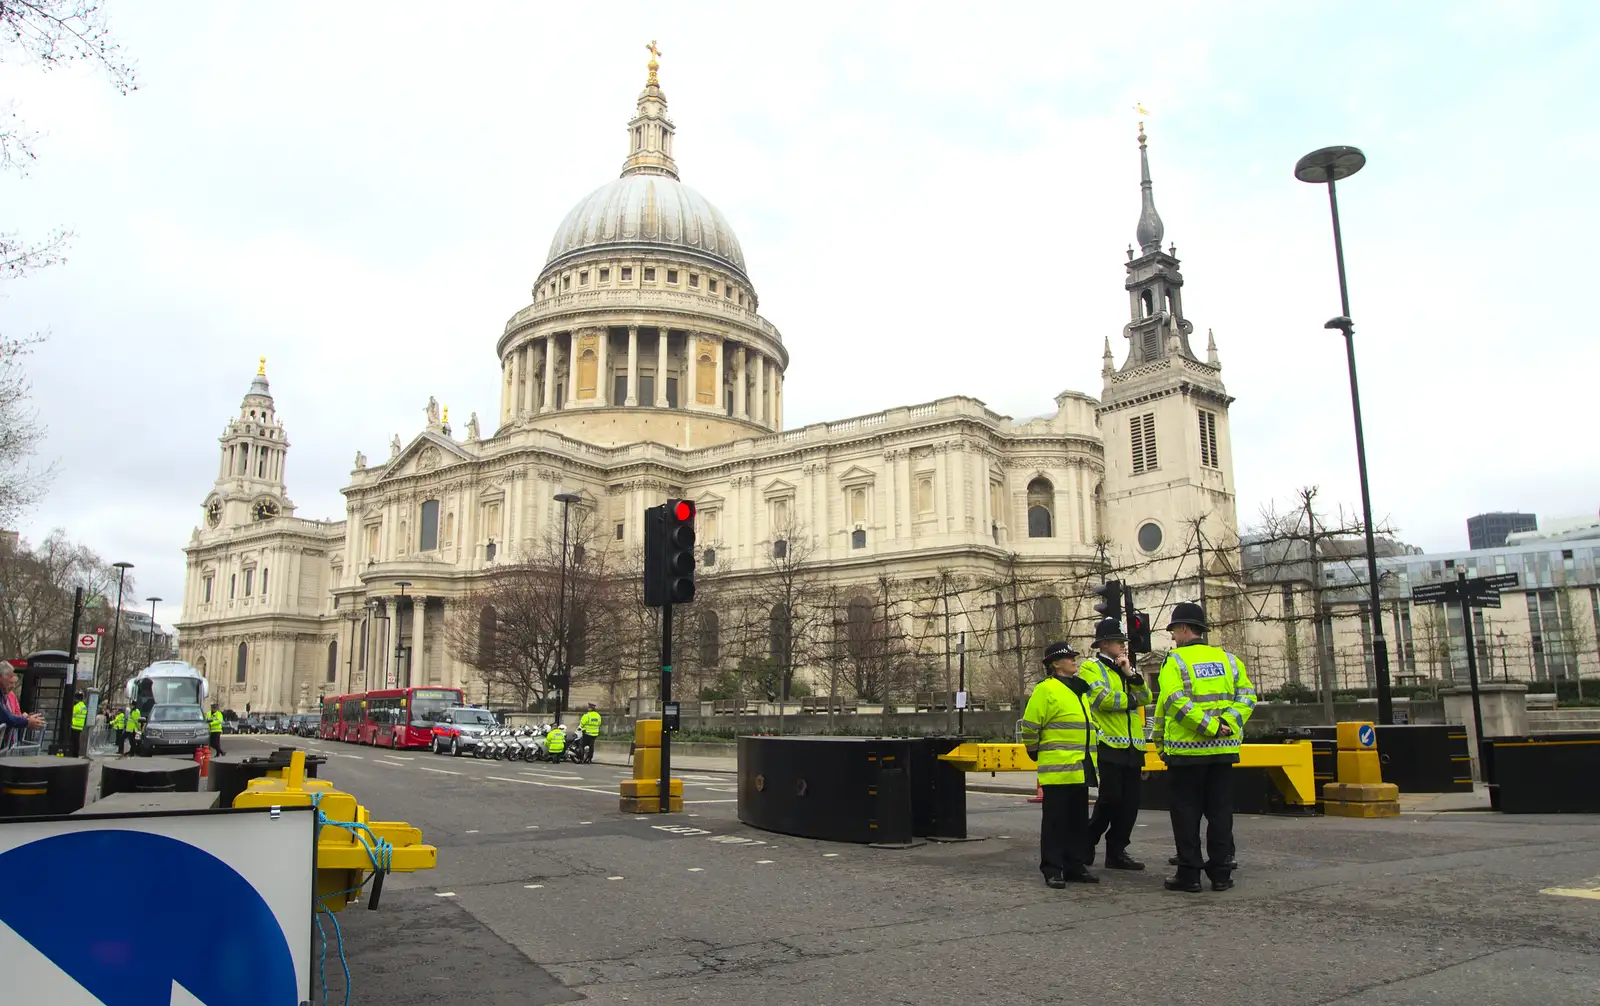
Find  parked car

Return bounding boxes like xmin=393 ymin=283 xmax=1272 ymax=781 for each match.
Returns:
xmin=291 ymin=713 xmax=318 ymax=737
xmin=239 ymin=715 xmax=263 ymax=734
xmin=138 ymin=704 xmax=211 ymax=756
xmin=430 ymin=706 xmax=497 ymax=756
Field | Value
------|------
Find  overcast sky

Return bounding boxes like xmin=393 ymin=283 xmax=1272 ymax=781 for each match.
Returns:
xmin=4 ymin=2 xmax=1597 ymax=628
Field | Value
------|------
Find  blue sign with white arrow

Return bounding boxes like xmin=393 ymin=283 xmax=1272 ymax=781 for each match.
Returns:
xmin=1358 ymin=724 xmax=1376 ymax=748
xmin=0 ymin=809 xmax=314 ymax=1004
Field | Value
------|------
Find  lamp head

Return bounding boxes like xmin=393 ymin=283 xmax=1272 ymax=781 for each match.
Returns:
xmin=1324 ymin=316 xmax=1354 ymax=334
xmin=1295 ymin=145 xmax=1366 ymax=183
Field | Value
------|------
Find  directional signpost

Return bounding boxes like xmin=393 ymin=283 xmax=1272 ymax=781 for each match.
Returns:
xmin=1409 ymin=571 xmax=1521 ymax=774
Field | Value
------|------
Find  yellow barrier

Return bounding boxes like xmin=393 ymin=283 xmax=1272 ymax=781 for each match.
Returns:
xmin=232 ymin=750 xmax=438 ymax=912
xmin=622 ymin=718 xmax=681 ymax=813
xmin=939 ymin=741 xmax=1318 ymax=806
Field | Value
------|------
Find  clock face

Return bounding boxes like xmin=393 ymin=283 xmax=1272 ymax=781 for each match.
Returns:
xmin=252 ymin=499 xmax=280 ymax=522
xmin=205 ymin=498 xmax=222 ymax=528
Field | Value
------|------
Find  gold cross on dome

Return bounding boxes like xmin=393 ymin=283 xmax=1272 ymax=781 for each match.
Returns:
xmin=646 ymin=40 xmax=661 ymax=61
xmin=645 ymin=39 xmax=662 ymax=86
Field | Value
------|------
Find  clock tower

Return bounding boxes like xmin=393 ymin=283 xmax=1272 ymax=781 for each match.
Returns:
xmin=204 ymin=358 xmax=295 ymax=529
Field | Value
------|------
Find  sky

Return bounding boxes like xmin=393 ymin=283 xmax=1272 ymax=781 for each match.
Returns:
xmin=3 ymin=1 xmax=1598 ymax=629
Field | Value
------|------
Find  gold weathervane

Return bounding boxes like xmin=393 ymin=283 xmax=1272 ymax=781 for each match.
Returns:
xmin=646 ymin=39 xmax=662 ymax=87
xmin=1134 ymin=101 xmax=1150 ymax=139
xmin=258 ymin=356 xmax=266 ymax=375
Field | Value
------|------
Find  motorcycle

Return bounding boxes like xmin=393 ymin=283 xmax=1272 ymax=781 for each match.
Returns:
xmin=569 ymin=729 xmax=595 ymax=764
xmin=516 ymin=728 xmax=542 ymax=762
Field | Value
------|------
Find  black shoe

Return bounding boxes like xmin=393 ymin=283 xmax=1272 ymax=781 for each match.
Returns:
xmin=1064 ymin=870 xmax=1100 ymax=884
xmin=1105 ymin=854 xmax=1145 ymax=871
xmin=1044 ymin=874 xmax=1067 ymax=889
xmin=1210 ymin=877 xmax=1234 ymax=892
xmin=1168 ymin=855 xmax=1180 ymax=866
xmin=1164 ymin=877 xmax=1203 ymax=893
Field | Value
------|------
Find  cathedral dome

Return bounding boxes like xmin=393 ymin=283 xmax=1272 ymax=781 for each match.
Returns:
xmin=543 ymin=174 xmax=747 ymax=281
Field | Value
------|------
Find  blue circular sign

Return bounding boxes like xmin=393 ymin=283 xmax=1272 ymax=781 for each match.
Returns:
xmin=0 ymin=829 xmax=299 ymax=1004
xmin=1358 ymin=724 xmax=1376 ymax=748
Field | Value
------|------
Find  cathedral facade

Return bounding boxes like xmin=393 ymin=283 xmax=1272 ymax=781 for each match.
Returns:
xmin=176 ymin=59 xmax=1238 ymax=714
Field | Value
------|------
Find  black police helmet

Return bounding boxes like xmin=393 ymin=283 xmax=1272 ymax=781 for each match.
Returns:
xmin=1167 ymin=601 xmax=1208 ymax=632
xmin=1093 ymin=618 xmax=1127 ymax=644
xmin=1041 ymin=640 xmax=1080 ymax=666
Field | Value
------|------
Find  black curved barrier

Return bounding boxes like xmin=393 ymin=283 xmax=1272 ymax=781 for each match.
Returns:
xmin=0 ymin=755 xmax=90 ymax=816
xmin=100 ymin=757 xmax=201 ymax=798
xmin=738 ymin=736 xmax=967 ymax=844
xmin=1489 ymin=735 xmax=1600 ymax=814
xmin=1295 ymin=724 xmax=1472 ymax=793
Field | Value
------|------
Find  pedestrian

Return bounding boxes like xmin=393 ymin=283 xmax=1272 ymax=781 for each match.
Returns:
xmin=208 ymin=703 xmax=225 ymax=757
xmin=69 ymin=690 xmax=88 ymax=755
xmin=111 ymin=708 xmax=127 ymax=755
xmin=1154 ymin=602 xmax=1257 ymax=893
xmin=0 ymin=665 xmax=45 ymax=751
xmin=1081 ymin=618 xmax=1154 ymax=871
xmin=578 ymin=702 xmax=602 ymax=762
xmin=1020 ymin=640 xmax=1098 ymax=888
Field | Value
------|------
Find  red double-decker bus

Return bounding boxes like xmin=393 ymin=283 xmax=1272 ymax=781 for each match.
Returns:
xmin=355 ymin=686 xmax=464 ymax=748
xmin=320 ymin=694 xmax=354 ymax=741
xmin=337 ymin=694 xmax=364 ymax=742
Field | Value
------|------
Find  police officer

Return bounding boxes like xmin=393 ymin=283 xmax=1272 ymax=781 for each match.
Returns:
xmin=126 ymin=706 xmax=143 ymax=757
xmin=1020 ymin=641 xmax=1098 ymax=888
xmin=544 ymin=722 xmax=567 ymax=761
xmin=69 ymin=691 xmax=87 ymax=754
xmin=1081 ymin=619 xmax=1154 ymax=870
xmin=208 ymin=703 xmax=225 ymax=756
xmin=111 ymin=708 xmax=127 ymax=755
xmin=1154 ymin=602 xmax=1257 ymax=893
xmin=578 ymin=702 xmax=602 ymax=762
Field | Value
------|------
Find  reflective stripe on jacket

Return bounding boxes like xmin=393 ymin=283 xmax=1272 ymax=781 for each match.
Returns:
xmin=579 ymin=711 xmax=601 ymax=737
xmin=1153 ymin=643 xmax=1256 ymax=761
xmin=71 ymin=702 xmax=87 ymax=730
xmin=1018 ymin=676 xmax=1094 ymax=785
xmin=1077 ymin=657 xmax=1153 ymax=752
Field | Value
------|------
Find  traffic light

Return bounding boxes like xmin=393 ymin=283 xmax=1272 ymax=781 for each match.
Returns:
xmin=643 ymin=499 xmax=697 ymax=606
xmin=1092 ymin=579 xmax=1123 ymax=623
xmin=1127 ymin=611 xmax=1153 ymax=654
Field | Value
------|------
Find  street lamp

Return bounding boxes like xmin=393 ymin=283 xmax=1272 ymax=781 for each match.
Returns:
xmin=105 ymin=561 xmax=134 ymax=688
xmin=144 ymin=597 xmax=162 ymax=663
xmin=394 ymin=581 xmax=412 ymax=689
xmin=553 ymin=491 xmax=582 ymax=725
xmin=1295 ymin=144 xmax=1395 ymax=725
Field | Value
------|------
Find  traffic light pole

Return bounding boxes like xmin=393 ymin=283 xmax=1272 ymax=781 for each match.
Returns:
xmin=659 ymin=599 xmax=672 ymax=814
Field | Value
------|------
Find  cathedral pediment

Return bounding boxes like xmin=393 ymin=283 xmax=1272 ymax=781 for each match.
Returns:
xmin=380 ymin=432 xmax=474 ymax=482
xmin=760 ymin=479 xmax=795 ymax=499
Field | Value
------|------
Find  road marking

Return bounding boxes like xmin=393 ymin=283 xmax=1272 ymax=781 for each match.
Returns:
xmin=485 ymin=775 xmax=616 ymax=796
xmin=687 ymin=867 xmax=704 ymax=872
xmin=520 ymin=770 xmax=583 ymax=781
xmin=634 ymin=817 xmax=647 ymax=821
xmin=606 ymin=876 xmax=624 ymax=881
xmin=418 ymin=767 xmax=461 ymax=775
xmin=525 ymin=825 xmax=540 ymax=830
xmin=1542 ymin=877 xmax=1600 ymax=900
xmin=684 ymin=799 xmax=737 ymax=804
xmin=389 ymin=755 xmax=418 ymax=761
xmin=435 ymin=892 xmax=456 ymax=897
xmin=823 ymin=853 xmax=840 ymax=858
xmin=579 ymin=821 xmax=593 ymax=825
xmin=342 ymin=754 xmax=364 ymax=760
xmin=703 ymin=786 xmax=738 ymax=794
xmin=465 ymin=829 xmax=480 ymax=834
xmin=756 ymin=860 xmax=774 ymax=864
xmin=524 ymin=884 xmax=544 ymax=889
xmin=652 ymin=824 xmax=712 ymax=836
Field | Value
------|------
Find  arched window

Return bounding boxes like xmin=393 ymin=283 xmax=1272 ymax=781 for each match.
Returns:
xmin=260 ymin=568 xmax=268 ymax=598
xmin=577 ymin=347 xmax=597 ymax=399
xmin=1026 ymin=477 xmax=1054 ymax=538
xmin=235 ymin=642 xmax=248 ymax=684
xmin=443 ymin=512 xmax=455 ymax=543
xmin=1032 ymin=595 xmax=1063 ymax=650
xmin=477 ymin=605 xmax=497 ymax=667
xmin=1141 ymin=290 xmax=1153 ymax=317
xmin=326 ymin=639 xmax=338 ymax=683
xmin=769 ymin=604 xmax=791 ymax=668
xmin=419 ymin=500 xmax=440 ymax=551
xmin=700 ymin=610 xmax=721 ymax=668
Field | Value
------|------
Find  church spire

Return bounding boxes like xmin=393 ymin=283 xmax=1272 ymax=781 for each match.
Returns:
xmin=620 ymin=40 xmax=680 ymax=180
xmin=1135 ymin=121 xmax=1164 ymax=255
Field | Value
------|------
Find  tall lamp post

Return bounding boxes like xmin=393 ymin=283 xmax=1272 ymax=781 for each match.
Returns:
xmin=553 ymin=492 xmax=582 ymax=725
xmin=144 ymin=597 xmax=162 ymax=663
xmin=105 ymin=561 xmax=134 ymax=689
xmin=394 ymin=582 xmax=412 ymax=689
xmin=1295 ymin=145 xmax=1395 ymax=725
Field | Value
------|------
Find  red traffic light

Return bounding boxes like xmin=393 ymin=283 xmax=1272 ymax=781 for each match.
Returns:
xmin=673 ymin=500 xmax=695 ymax=522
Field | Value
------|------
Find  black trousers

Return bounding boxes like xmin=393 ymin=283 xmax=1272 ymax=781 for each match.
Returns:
xmin=115 ymin=730 xmax=126 ymax=754
xmin=68 ymin=728 xmax=81 ymax=755
xmin=1167 ymin=761 xmax=1235 ymax=883
xmin=1087 ymin=758 xmax=1142 ymax=859
xmin=1039 ymin=782 xmax=1090 ymax=878
xmin=210 ymin=732 xmax=224 ymax=756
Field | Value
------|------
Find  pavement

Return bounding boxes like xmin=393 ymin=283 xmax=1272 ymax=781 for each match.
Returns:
xmin=229 ymin=735 xmax=1600 ymax=1005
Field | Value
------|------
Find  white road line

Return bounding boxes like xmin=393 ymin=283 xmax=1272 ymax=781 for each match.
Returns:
xmin=606 ymin=876 xmax=624 ymax=881
xmin=377 ymin=759 xmax=407 ymax=767
xmin=524 ymin=884 xmax=543 ymax=889
xmin=465 ymin=829 xmax=480 ymax=834
xmin=341 ymin=754 xmax=364 ymax=760
xmin=823 ymin=853 xmax=840 ymax=858
xmin=418 ymin=766 xmax=461 ymax=775
xmin=687 ymin=867 xmax=704 ymax=872
xmin=684 ymin=799 xmax=737 ymax=804
xmin=519 ymin=770 xmax=583 ymax=781
xmin=524 ymin=825 xmax=540 ymax=830
xmin=756 ymin=860 xmax=774 ymax=865
xmin=485 ymin=775 xmax=617 ymax=796
xmin=435 ymin=892 xmax=457 ymax=897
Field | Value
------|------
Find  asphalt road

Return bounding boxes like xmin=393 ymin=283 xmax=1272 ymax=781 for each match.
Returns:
xmin=232 ymin=735 xmax=1600 ymax=1005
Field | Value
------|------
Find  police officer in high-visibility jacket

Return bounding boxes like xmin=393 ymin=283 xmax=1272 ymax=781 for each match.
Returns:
xmin=1020 ymin=641 xmax=1099 ymax=888
xmin=125 ymin=707 xmax=143 ymax=756
xmin=111 ymin=709 xmax=127 ymax=754
xmin=208 ymin=704 xmax=225 ymax=756
xmin=1154 ymin=602 xmax=1257 ymax=893
xmin=70 ymin=692 xmax=87 ymax=754
xmin=1081 ymin=619 xmax=1154 ymax=870
xmin=578 ymin=703 xmax=602 ymax=762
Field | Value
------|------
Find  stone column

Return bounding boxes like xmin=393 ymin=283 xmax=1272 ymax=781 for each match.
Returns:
xmin=596 ymin=327 xmax=610 ymax=405
xmin=625 ymin=326 xmax=639 ymax=406
xmin=566 ymin=331 xmax=578 ymax=409
xmin=505 ymin=354 xmax=518 ymax=421
xmin=713 ymin=336 xmax=725 ymax=414
xmin=411 ymin=597 xmax=426 ymax=688
xmin=541 ymin=335 xmax=557 ymax=413
xmin=523 ymin=342 xmax=537 ymax=414
xmin=734 ymin=345 xmax=748 ymax=419
xmin=686 ymin=333 xmax=699 ymax=410
xmin=753 ymin=353 xmax=766 ymax=424
xmin=655 ymin=326 xmax=670 ymax=407
xmin=775 ymin=371 xmax=784 ymax=429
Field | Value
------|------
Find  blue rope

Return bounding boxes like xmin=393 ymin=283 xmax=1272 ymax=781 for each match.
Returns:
xmin=309 ymin=792 xmax=396 ymax=1005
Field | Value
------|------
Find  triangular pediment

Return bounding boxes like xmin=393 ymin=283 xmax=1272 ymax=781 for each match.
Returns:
xmin=380 ymin=432 xmax=474 ymax=481
xmin=836 ymin=465 xmax=876 ymax=485
xmin=761 ymin=479 xmax=795 ymax=498
xmin=696 ymin=490 xmax=726 ymax=508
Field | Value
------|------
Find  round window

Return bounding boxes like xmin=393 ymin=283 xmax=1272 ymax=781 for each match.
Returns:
xmin=1137 ymin=522 xmax=1164 ymax=553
